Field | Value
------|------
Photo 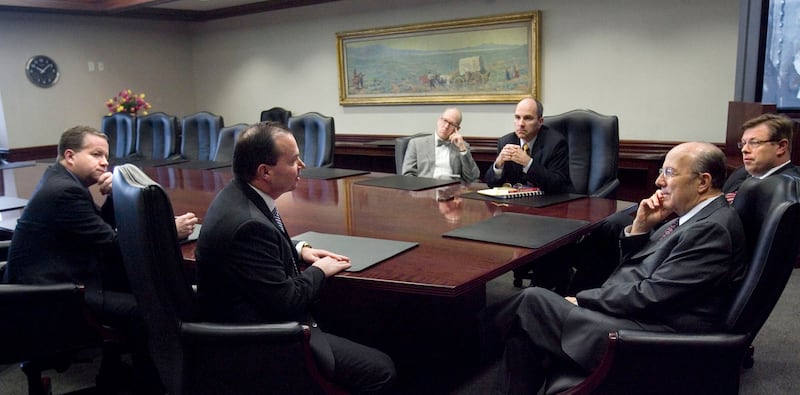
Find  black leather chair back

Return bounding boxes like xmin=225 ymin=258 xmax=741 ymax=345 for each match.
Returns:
xmin=260 ymin=107 xmax=292 ymax=126
xmin=180 ymin=111 xmax=224 ymax=161
xmin=287 ymin=112 xmax=335 ymax=168
xmin=112 ymin=164 xmax=328 ymax=394
xmin=113 ymin=164 xmax=195 ymax=394
xmin=726 ymin=174 xmax=800 ymax=335
xmin=213 ymin=123 xmax=249 ymax=162
xmin=101 ymin=113 xmax=136 ymax=159
xmin=135 ymin=112 xmax=178 ymax=159
xmin=394 ymin=133 xmax=430 ymax=174
xmin=543 ymin=110 xmax=620 ymax=197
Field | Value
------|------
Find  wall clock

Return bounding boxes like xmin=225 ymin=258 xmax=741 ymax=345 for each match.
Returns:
xmin=25 ymin=55 xmax=60 ymax=88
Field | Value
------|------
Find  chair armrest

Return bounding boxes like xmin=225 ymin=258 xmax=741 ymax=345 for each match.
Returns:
xmin=0 ymin=283 xmax=100 ymax=364
xmin=180 ymin=321 xmax=306 ymax=345
xmin=557 ymin=330 xmax=750 ymax=395
xmin=589 ymin=179 xmax=620 ymax=198
xmin=179 ymin=321 xmax=333 ymax=394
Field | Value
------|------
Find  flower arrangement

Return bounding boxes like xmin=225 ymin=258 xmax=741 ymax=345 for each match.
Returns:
xmin=106 ymin=89 xmax=152 ymax=115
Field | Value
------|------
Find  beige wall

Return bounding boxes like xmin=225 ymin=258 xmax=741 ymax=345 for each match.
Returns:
xmin=0 ymin=0 xmax=738 ymax=150
xmin=0 ymin=13 xmax=195 ymax=149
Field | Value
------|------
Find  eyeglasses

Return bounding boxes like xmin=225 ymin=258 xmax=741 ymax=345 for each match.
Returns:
xmin=658 ymin=167 xmax=699 ymax=178
xmin=737 ymin=139 xmax=779 ymax=149
xmin=439 ymin=117 xmax=460 ymax=131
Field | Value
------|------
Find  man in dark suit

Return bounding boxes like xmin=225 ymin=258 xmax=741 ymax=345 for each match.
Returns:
xmin=3 ymin=125 xmax=197 ymax=393
xmin=484 ymin=97 xmax=573 ymax=192
xmin=722 ymin=113 xmax=798 ymax=197
xmin=196 ymin=122 xmax=396 ymax=393
xmin=483 ymin=142 xmax=746 ymax=394
xmin=401 ymin=107 xmax=480 ymax=183
xmin=569 ymin=113 xmax=799 ymax=294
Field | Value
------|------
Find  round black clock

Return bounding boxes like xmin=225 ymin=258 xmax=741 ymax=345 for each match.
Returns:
xmin=25 ymin=55 xmax=60 ymax=88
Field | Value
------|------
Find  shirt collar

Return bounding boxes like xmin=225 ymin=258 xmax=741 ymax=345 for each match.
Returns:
xmin=757 ymin=160 xmax=792 ymax=179
xmin=678 ymin=194 xmax=721 ymax=226
xmin=248 ymin=182 xmax=277 ymax=212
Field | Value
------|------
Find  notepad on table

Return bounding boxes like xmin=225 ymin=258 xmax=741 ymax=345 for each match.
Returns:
xmin=477 ymin=186 xmax=543 ymax=198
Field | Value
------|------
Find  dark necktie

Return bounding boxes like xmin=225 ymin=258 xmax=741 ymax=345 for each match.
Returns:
xmin=659 ymin=219 xmax=679 ymax=240
xmin=272 ymin=207 xmax=299 ymax=275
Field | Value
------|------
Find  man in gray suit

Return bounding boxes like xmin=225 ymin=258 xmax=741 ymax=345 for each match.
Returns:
xmin=401 ymin=107 xmax=480 ymax=183
xmin=483 ymin=142 xmax=746 ymax=394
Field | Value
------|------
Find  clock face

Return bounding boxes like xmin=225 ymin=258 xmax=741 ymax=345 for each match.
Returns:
xmin=26 ymin=55 xmax=60 ymax=88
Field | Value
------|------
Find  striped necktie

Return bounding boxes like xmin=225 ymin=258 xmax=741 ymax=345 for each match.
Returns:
xmin=271 ymin=207 xmax=299 ymax=276
xmin=659 ymin=219 xmax=679 ymax=240
xmin=271 ymin=207 xmax=286 ymax=234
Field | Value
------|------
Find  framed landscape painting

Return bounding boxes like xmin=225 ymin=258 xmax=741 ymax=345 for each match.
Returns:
xmin=336 ymin=11 xmax=540 ymax=106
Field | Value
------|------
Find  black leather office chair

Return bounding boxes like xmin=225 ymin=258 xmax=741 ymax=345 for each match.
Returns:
xmin=287 ymin=112 xmax=335 ymax=168
xmin=544 ymin=109 xmax=620 ymax=198
xmin=514 ymin=109 xmax=620 ymax=288
xmin=394 ymin=133 xmax=430 ymax=175
xmin=111 ymin=164 xmax=343 ymax=394
xmin=549 ymin=174 xmax=800 ymax=395
xmin=134 ymin=112 xmax=179 ymax=160
xmin=0 ymin=283 xmax=100 ymax=395
xmin=260 ymin=107 xmax=292 ymax=126
xmin=180 ymin=111 xmax=224 ymax=161
xmin=101 ymin=113 xmax=136 ymax=159
xmin=213 ymin=123 xmax=249 ymax=162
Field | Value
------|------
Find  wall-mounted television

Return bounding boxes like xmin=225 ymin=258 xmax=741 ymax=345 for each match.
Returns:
xmin=761 ymin=0 xmax=800 ymax=111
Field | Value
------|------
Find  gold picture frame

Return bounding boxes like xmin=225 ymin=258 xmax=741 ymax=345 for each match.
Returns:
xmin=337 ymin=11 xmax=540 ymax=106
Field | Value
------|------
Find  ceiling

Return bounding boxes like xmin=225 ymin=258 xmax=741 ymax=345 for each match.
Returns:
xmin=0 ymin=0 xmax=341 ymax=21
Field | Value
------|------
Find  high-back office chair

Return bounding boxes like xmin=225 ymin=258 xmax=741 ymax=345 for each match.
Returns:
xmin=514 ymin=109 xmax=620 ymax=288
xmin=180 ymin=111 xmax=223 ymax=161
xmin=260 ymin=107 xmax=292 ymax=126
xmin=287 ymin=112 xmax=335 ymax=168
xmin=212 ymin=123 xmax=249 ymax=162
xmin=394 ymin=133 xmax=431 ymax=175
xmin=0 ymin=283 xmax=100 ymax=395
xmin=543 ymin=109 xmax=620 ymax=198
xmin=550 ymin=175 xmax=800 ymax=395
xmin=111 ymin=164 xmax=342 ymax=395
xmin=101 ymin=113 xmax=136 ymax=159
xmin=135 ymin=112 xmax=179 ymax=160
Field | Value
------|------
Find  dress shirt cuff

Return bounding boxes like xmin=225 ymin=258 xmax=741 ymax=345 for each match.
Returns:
xmin=295 ymin=241 xmax=312 ymax=256
xmin=623 ymin=225 xmax=647 ymax=237
xmin=522 ymin=158 xmax=533 ymax=173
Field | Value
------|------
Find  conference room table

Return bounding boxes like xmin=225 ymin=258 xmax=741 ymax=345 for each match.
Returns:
xmin=1 ymin=162 xmax=636 ymax=380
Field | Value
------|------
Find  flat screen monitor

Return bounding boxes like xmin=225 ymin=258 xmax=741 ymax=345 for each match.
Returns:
xmin=761 ymin=0 xmax=800 ymax=111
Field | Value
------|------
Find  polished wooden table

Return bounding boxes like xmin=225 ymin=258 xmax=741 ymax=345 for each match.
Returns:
xmin=145 ymin=166 xmax=636 ymax=298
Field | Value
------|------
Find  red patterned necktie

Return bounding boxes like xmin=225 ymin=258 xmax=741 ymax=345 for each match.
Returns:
xmin=659 ymin=219 xmax=679 ymax=240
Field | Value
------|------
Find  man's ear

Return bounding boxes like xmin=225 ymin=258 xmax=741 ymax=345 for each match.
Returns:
xmin=697 ymin=172 xmax=712 ymax=193
xmin=63 ymin=149 xmax=76 ymax=164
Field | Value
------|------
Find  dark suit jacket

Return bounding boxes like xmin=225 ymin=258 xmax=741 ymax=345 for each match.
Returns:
xmin=484 ymin=125 xmax=574 ymax=192
xmin=401 ymin=135 xmax=480 ymax=183
xmin=564 ymin=195 xmax=746 ymax=369
xmin=722 ymin=162 xmax=799 ymax=193
xmin=3 ymin=163 xmax=118 ymax=291
xmin=196 ymin=178 xmax=334 ymax=371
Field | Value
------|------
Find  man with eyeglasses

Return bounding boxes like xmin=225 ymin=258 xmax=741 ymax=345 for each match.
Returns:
xmin=484 ymin=97 xmax=573 ymax=192
xmin=723 ymin=113 xmax=798 ymax=201
xmin=481 ymin=142 xmax=746 ymax=394
xmin=567 ymin=113 xmax=798 ymax=295
xmin=401 ymin=107 xmax=480 ymax=182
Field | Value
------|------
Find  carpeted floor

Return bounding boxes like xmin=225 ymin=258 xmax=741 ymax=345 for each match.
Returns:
xmin=2 ymin=270 xmax=798 ymax=394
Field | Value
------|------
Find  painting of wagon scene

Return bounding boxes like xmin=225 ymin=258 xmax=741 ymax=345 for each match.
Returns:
xmin=337 ymin=12 xmax=539 ymax=105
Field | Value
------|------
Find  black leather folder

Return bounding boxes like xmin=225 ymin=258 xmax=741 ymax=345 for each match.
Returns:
xmin=300 ymin=167 xmax=369 ymax=180
xmin=460 ymin=191 xmax=586 ymax=208
xmin=355 ymin=175 xmax=459 ymax=191
xmin=443 ymin=213 xmax=590 ymax=248
xmin=292 ymin=231 xmax=418 ymax=272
